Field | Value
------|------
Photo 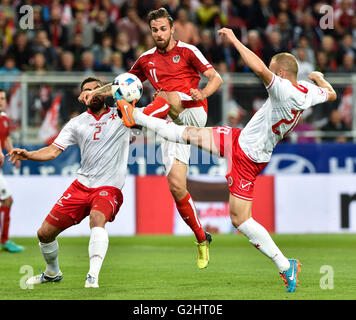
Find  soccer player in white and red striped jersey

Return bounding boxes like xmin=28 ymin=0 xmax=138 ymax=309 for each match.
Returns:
xmin=117 ymin=28 xmax=337 ymax=292
xmin=7 ymin=77 xmax=131 ymax=288
xmin=80 ymin=7 xmax=222 ymax=269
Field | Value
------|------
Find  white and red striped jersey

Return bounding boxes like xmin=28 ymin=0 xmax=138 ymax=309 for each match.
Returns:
xmin=53 ymin=107 xmax=130 ymax=190
xmin=129 ymin=40 xmax=213 ymax=99
xmin=239 ymin=74 xmax=329 ymax=163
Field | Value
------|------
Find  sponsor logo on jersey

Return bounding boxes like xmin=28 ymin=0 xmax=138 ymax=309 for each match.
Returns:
xmin=173 ymin=55 xmax=180 ymax=63
xmin=239 ymin=179 xmax=252 ymax=191
xmin=99 ymin=191 xmax=109 ymax=196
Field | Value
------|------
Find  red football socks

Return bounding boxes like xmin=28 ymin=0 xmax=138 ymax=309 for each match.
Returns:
xmin=0 ymin=207 xmax=10 ymax=244
xmin=143 ymin=97 xmax=170 ymax=119
xmin=175 ymin=193 xmax=206 ymax=243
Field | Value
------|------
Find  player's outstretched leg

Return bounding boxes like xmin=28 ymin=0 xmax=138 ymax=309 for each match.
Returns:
xmin=279 ymin=259 xmax=302 ymax=293
xmin=116 ymin=99 xmax=186 ymax=140
xmin=230 ymin=195 xmax=301 ymax=292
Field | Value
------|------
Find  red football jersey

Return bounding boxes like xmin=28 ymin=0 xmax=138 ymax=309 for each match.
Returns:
xmin=129 ymin=41 xmax=213 ymax=111
xmin=0 ymin=112 xmax=9 ymax=149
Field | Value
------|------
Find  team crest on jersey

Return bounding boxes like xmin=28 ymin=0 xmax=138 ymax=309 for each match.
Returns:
xmin=109 ymin=113 xmax=117 ymax=120
xmin=173 ymin=55 xmax=180 ymax=63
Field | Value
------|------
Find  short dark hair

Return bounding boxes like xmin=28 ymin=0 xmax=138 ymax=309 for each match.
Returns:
xmin=80 ymin=77 xmax=103 ymax=91
xmin=147 ymin=7 xmax=173 ymax=28
xmin=271 ymin=53 xmax=298 ymax=76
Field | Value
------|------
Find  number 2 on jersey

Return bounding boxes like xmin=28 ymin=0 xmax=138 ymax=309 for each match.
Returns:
xmin=57 ymin=193 xmax=71 ymax=206
xmin=93 ymin=126 xmax=101 ymax=140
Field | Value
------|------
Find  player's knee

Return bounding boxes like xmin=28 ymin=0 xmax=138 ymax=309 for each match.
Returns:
xmin=37 ymin=227 xmax=55 ymax=243
xmin=156 ymin=91 xmax=169 ymax=101
xmin=230 ymin=212 xmax=249 ymax=228
xmin=89 ymin=210 xmax=107 ymax=228
xmin=230 ymin=215 xmax=241 ymax=228
xmin=168 ymin=178 xmax=187 ymax=200
xmin=157 ymin=91 xmax=181 ymax=108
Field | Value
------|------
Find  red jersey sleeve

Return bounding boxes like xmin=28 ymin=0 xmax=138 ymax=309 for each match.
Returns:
xmin=185 ymin=44 xmax=213 ymax=75
xmin=129 ymin=57 xmax=147 ymax=83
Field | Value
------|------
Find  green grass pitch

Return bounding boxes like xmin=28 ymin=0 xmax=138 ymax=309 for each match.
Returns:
xmin=1 ymin=234 xmax=355 ymax=300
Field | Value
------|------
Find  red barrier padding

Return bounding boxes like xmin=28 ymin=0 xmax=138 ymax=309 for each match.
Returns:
xmin=135 ymin=176 xmax=175 ymax=234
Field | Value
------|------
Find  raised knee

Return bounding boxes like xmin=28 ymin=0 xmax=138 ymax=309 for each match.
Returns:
xmin=156 ymin=91 xmax=169 ymax=100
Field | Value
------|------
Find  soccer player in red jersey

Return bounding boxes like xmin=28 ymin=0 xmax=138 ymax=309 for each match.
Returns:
xmin=0 ymin=89 xmax=23 ymax=253
xmin=80 ymin=8 xmax=223 ymax=269
xmin=117 ymin=28 xmax=337 ymax=292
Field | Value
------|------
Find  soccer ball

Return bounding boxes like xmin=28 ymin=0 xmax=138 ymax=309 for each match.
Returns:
xmin=111 ymin=73 xmax=143 ymax=102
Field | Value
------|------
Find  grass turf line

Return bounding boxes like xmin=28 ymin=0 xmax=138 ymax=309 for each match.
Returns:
xmin=0 ymin=234 xmax=355 ymax=300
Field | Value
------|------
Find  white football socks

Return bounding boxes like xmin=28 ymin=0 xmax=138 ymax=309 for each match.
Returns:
xmin=39 ymin=240 xmax=60 ymax=276
xmin=237 ymin=218 xmax=290 ymax=272
xmin=134 ymin=109 xmax=186 ymax=144
xmin=88 ymin=227 xmax=109 ymax=278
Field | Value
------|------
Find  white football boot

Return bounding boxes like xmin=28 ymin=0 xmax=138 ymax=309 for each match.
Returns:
xmin=84 ymin=273 xmax=99 ymax=288
xmin=26 ymin=271 xmax=63 ymax=285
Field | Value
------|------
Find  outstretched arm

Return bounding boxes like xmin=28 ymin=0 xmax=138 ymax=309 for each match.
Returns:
xmin=218 ymin=28 xmax=273 ymax=86
xmin=7 ymin=144 xmax=63 ymax=164
xmin=308 ymin=72 xmax=337 ymax=102
xmin=78 ymin=83 xmax=112 ymax=105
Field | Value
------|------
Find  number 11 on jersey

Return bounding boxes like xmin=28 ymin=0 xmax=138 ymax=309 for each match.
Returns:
xmin=149 ymin=68 xmax=158 ymax=83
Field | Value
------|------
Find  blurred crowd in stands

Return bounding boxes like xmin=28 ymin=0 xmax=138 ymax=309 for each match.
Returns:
xmin=0 ymin=0 xmax=355 ymax=143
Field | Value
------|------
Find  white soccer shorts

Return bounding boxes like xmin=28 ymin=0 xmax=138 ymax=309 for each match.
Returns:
xmin=161 ymin=106 xmax=207 ymax=175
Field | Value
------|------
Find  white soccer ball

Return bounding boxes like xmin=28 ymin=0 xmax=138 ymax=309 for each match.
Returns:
xmin=111 ymin=72 xmax=143 ymax=102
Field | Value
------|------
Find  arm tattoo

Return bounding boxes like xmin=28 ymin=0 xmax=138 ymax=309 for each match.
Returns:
xmin=93 ymin=83 xmax=112 ymax=97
